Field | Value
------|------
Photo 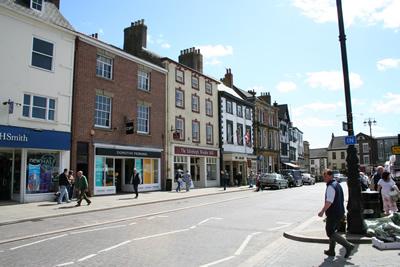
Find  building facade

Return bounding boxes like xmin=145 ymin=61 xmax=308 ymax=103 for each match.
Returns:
xmin=163 ymin=48 xmax=220 ymax=188
xmin=70 ymin=21 xmax=167 ymax=196
xmin=0 ymin=0 xmax=75 ymax=203
xmin=376 ymin=136 xmax=398 ymax=166
xmin=356 ymin=132 xmax=377 ymax=175
xmin=277 ymin=104 xmax=290 ymax=169
xmin=218 ymin=79 xmax=254 ymax=185
xmin=310 ymin=148 xmax=328 ymax=179
xmin=327 ymin=134 xmax=347 ymax=173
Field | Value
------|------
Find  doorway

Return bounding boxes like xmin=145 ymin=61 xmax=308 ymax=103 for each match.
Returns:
xmin=0 ymin=151 xmax=13 ymax=200
xmin=115 ymin=159 xmax=122 ymax=192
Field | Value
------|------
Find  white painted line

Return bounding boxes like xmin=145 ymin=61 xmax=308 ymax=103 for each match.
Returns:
xmin=77 ymin=254 xmax=97 ymax=262
xmin=234 ymin=232 xmax=262 ymax=256
xmin=190 ymin=226 xmax=196 ymax=229
xmin=129 ymin=222 xmax=137 ymax=225
xmin=0 ymin=250 xmax=4 ymax=253
xmin=70 ymin=225 xmax=126 ymax=235
xmin=10 ymin=234 xmax=67 ymax=250
xmin=98 ymin=240 xmax=131 ymax=253
xmin=199 ymin=256 xmax=235 ymax=267
xmin=133 ymin=229 xmax=189 ymax=241
xmin=197 ymin=217 xmax=223 ymax=226
xmin=55 ymin=262 xmax=74 ymax=266
xmin=147 ymin=215 xmax=169 ymax=220
xmin=268 ymin=222 xmax=292 ymax=231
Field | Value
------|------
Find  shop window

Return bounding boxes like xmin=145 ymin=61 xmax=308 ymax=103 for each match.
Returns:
xmin=206 ymin=158 xmax=217 ymax=180
xmin=26 ymin=151 xmax=60 ymax=194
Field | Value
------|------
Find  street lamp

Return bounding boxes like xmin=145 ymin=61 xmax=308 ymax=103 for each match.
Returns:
xmin=335 ymin=0 xmax=363 ymax=234
xmin=363 ymin=118 xmax=377 ymax=137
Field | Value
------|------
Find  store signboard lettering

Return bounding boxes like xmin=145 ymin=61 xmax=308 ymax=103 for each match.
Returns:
xmin=174 ymin=146 xmax=218 ymax=157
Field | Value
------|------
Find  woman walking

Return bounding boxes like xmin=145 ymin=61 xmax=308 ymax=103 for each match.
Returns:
xmin=377 ymin=171 xmax=399 ymax=215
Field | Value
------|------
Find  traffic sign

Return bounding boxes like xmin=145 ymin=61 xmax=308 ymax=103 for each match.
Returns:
xmin=345 ymin=135 xmax=356 ymax=145
xmin=392 ymin=145 xmax=400 ymax=154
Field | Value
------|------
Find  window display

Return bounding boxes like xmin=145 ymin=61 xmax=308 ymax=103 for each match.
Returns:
xmin=26 ymin=151 xmax=59 ymax=194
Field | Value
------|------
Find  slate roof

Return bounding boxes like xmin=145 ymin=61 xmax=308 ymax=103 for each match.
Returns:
xmin=0 ymin=0 xmax=74 ymax=30
xmin=328 ymin=135 xmax=347 ymax=150
xmin=310 ymin=148 xmax=328 ymax=158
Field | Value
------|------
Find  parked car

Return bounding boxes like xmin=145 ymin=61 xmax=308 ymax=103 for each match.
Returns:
xmin=302 ymin=173 xmax=315 ymax=185
xmin=259 ymin=173 xmax=288 ymax=189
xmin=280 ymin=169 xmax=303 ymax=187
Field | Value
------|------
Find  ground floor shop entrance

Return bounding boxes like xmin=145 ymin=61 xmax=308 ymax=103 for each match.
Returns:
xmin=0 ymin=151 xmax=13 ymax=200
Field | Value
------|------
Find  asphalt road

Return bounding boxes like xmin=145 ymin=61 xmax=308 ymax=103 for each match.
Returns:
xmin=0 ymin=183 xmax=331 ymax=267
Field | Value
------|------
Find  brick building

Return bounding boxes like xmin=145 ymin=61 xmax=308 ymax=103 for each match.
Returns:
xmin=71 ymin=23 xmax=167 ymax=196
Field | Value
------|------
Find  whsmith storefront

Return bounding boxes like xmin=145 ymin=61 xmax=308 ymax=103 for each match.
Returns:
xmin=0 ymin=125 xmax=70 ymax=203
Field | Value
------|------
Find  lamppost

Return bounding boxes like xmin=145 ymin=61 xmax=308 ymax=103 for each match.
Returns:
xmin=335 ymin=0 xmax=364 ymax=234
xmin=363 ymin=118 xmax=377 ymax=137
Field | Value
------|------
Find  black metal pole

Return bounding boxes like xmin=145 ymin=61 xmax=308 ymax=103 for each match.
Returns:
xmin=335 ymin=0 xmax=363 ymax=234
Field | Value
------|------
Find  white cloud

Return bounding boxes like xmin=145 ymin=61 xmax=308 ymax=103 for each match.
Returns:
xmin=377 ymin=58 xmax=400 ymax=71
xmin=292 ymin=0 xmax=400 ymax=30
xmin=305 ymin=71 xmax=363 ymax=91
xmin=147 ymin=34 xmax=170 ymax=49
xmin=196 ymin=45 xmax=233 ymax=58
xmin=276 ymin=81 xmax=297 ymax=93
xmin=293 ymin=101 xmax=342 ymax=116
xmin=204 ymin=59 xmax=222 ymax=65
xmin=161 ymin=43 xmax=171 ymax=49
xmin=98 ymin=28 xmax=104 ymax=35
xmin=372 ymin=92 xmax=400 ymax=114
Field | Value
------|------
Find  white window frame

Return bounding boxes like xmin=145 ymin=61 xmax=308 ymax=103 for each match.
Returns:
xmin=245 ymin=108 xmax=251 ymax=120
xmin=31 ymin=37 xmax=53 ymax=71
xmin=22 ymin=93 xmax=56 ymax=121
xmin=191 ymin=76 xmax=199 ymax=89
xmin=206 ymin=100 xmax=213 ymax=116
xmin=362 ymin=143 xmax=369 ymax=153
xmin=192 ymin=94 xmax=200 ymax=112
xmin=226 ymin=100 xmax=233 ymax=114
xmin=206 ymin=124 xmax=213 ymax=144
xmin=96 ymin=55 xmax=113 ymax=80
xmin=95 ymin=94 xmax=112 ymax=128
xmin=175 ymin=89 xmax=184 ymax=108
xmin=137 ymin=104 xmax=150 ymax=134
xmin=175 ymin=117 xmax=185 ymax=140
xmin=176 ymin=68 xmax=184 ymax=83
xmin=138 ymin=70 xmax=150 ymax=91
xmin=31 ymin=0 xmax=43 ymax=11
xmin=205 ymin=82 xmax=212 ymax=95
xmin=237 ymin=105 xmax=243 ymax=117
xmin=192 ymin=121 xmax=200 ymax=142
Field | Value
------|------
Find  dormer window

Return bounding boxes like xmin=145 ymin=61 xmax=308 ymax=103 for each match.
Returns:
xmin=31 ymin=0 xmax=43 ymax=12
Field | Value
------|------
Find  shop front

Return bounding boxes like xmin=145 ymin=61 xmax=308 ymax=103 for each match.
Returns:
xmin=0 ymin=125 xmax=70 ymax=203
xmin=172 ymin=145 xmax=219 ymax=188
xmin=94 ymin=144 xmax=162 ymax=195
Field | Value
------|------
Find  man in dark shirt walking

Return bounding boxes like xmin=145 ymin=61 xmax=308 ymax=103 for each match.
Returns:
xmin=58 ymin=168 xmax=70 ymax=204
xmin=131 ymin=168 xmax=141 ymax=198
xmin=318 ymin=169 xmax=354 ymax=258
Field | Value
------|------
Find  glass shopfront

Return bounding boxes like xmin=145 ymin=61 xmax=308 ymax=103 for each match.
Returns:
xmin=94 ymin=146 xmax=162 ymax=195
xmin=26 ymin=151 xmax=60 ymax=194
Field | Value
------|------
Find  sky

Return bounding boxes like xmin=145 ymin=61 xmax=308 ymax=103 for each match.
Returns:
xmin=61 ymin=0 xmax=400 ymax=149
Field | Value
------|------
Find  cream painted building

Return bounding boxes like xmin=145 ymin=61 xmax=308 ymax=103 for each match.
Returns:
xmin=0 ymin=0 xmax=75 ymax=202
xmin=162 ymin=48 xmax=220 ymax=188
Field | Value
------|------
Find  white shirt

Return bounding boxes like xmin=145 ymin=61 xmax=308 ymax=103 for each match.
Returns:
xmin=378 ymin=178 xmax=395 ymax=197
xmin=326 ymin=185 xmax=336 ymax=203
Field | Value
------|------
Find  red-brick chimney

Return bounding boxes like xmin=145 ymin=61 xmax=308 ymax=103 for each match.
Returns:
xmin=123 ymin=19 xmax=147 ymax=56
xmin=259 ymin=92 xmax=271 ymax=105
xmin=178 ymin=47 xmax=203 ymax=73
xmin=221 ymin=68 xmax=233 ymax=88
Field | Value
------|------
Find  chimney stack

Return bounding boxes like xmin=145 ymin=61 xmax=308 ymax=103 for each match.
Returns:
xmin=259 ymin=92 xmax=271 ymax=105
xmin=221 ymin=68 xmax=233 ymax=88
xmin=123 ymin=19 xmax=147 ymax=57
xmin=178 ymin=47 xmax=203 ymax=73
xmin=90 ymin=33 xmax=98 ymax=39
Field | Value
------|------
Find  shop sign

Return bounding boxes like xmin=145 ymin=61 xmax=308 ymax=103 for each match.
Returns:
xmin=175 ymin=146 xmax=218 ymax=157
xmin=0 ymin=125 xmax=70 ymax=150
xmin=96 ymin=147 xmax=161 ymax=158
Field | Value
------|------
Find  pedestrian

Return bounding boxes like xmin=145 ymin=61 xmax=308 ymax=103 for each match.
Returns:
xmin=222 ymin=170 xmax=229 ymax=191
xmin=131 ymin=168 xmax=141 ymax=198
xmin=67 ymin=170 xmax=75 ymax=199
xmin=248 ymin=171 xmax=254 ymax=188
xmin=183 ymin=170 xmax=192 ymax=192
xmin=377 ymin=171 xmax=399 ymax=215
xmin=372 ymin=166 xmax=384 ymax=191
xmin=318 ymin=169 xmax=354 ymax=258
xmin=359 ymin=172 xmax=369 ymax=192
xmin=236 ymin=171 xmax=243 ymax=187
xmin=57 ymin=168 xmax=70 ymax=204
xmin=255 ymin=170 xmax=262 ymax=192
xmin=75 ymin=171 xmax=91 ymax=206
xmin=175 ymin=169 xmax=182 ymax=192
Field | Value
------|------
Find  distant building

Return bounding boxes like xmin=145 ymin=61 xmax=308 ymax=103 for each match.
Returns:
xmin=303 ymin=141 xmax=310 ymax=172
xmin=277 ymin=104 xmax=291 ymax=169
xmin=310 ymin=148 xmax=328 ymax=178
xmin=356 ymin=132 xmax=377 ymax=175
xmin=376 ymin=136 xmax=398 ymax=166
xmin=327 ymin=134 xmax=347 ymax=173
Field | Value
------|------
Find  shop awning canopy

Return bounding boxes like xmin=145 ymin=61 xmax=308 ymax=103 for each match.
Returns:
xmin=283 ymin=162 xmax=300 ymax=169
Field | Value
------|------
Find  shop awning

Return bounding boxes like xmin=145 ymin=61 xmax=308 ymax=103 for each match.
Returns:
xmin=283 ymin=162 xmax=300 ymax=168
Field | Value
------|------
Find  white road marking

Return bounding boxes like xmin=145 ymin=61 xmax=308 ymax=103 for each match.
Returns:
xmin=10 ymin=234 xmax=67 ymax=250
xmin=268 ymin=222 xmax=292 ymax=231
xmin=55 ymin=262 xmax=74 ymax=266
xmin=234 ymin=232 xmax=262 ymax=256
xmin=147 ymin=215 xmax=168 ymax=220
xmin=197 ymin=217 xmax=223 ymax=226
xmin=133 ymin=229 xmax=189 ymax=241
xmin=98 ymin=240 xmax=131 ymax=253
xmin=0 ymin=250 xmax=4 ymax=253
xmin=190 ymin=226 xmax=196 ymax=229
xmin=77 ymin=254 xmax=97 ymax=262
xmin=199 ymin=256 xmax=235 ymax=267
xmin=129 ymin=222 xmax=137 ymax=225
xmin=70 ymin=225 xmax=126 ymax=235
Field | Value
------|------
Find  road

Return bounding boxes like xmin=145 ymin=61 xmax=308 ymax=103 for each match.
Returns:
xmin=0 ymin=183 xmax=349 ymax=267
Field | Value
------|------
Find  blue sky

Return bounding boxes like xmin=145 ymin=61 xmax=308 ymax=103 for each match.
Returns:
xmin=61 ymin=0 xmax=400 ymax=149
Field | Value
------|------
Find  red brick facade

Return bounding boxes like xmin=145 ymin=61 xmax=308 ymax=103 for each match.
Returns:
xmin=71 ymin=37 xmax=166 ymax=194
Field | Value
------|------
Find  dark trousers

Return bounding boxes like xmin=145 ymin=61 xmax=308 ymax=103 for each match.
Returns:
xmin=77 ymin=190 xmax=91 ymax=205
xmin=223 ymin=179 xmax=229 ymax=190
xmin=325 ymin=215 xmax=352 ymax=251
xmin=133 ymin=184 xmax=139 ymax=197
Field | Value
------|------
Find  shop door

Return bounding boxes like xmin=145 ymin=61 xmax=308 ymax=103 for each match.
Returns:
xmin=0 ymin=152 xmax=13 ymax=200
xmin=115 ymin=159 xmax=122 ymax=192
